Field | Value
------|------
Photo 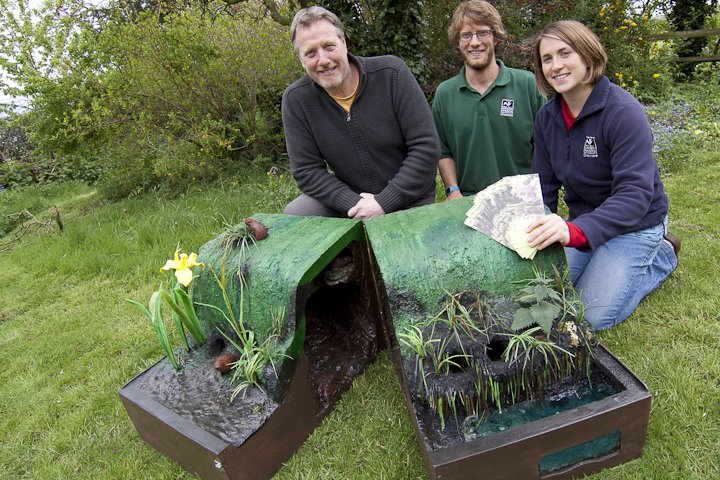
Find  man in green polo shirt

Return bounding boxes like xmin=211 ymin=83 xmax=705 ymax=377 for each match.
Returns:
xmin=433 ymin=0 xmax=545 ymax=199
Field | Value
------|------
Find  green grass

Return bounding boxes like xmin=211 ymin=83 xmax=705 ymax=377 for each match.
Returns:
xmin=1 ymin=150 xmax=719 ymax=479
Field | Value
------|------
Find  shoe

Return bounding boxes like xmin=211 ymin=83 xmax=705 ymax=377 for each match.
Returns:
xmin=664 ymin=232 xmax=681 ymax=255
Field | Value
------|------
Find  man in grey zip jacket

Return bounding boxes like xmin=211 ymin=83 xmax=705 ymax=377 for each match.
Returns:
xmin=281 ymin=6 xmax=440 ymax=219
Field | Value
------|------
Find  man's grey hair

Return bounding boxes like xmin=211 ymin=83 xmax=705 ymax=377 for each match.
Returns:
xmin=290 ymin=6 xmax=345 ymax=51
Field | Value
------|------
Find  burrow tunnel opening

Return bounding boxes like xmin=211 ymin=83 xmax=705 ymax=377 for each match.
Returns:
xmin=486 ymin=336 xmax=509 ymax=362
xmin=303 ymin=243 xmax=384 ymax=413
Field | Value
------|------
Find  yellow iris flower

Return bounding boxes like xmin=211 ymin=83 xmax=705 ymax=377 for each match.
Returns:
xmin=161 ymin=249 xmax=205 ymax=287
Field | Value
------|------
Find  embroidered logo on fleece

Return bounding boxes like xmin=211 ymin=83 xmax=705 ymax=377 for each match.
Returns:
xmin=583 ymin=136 xmax=598 ymax=158
xmin=500 ymin=99 xmax=515 ymax=117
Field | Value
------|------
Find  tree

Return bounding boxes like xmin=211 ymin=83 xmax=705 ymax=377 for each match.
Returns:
xmin=221 ymin=0 xmax=310 ymax=25
xmin=668 ymin=0 xmax=718 ymax=77
xmin=314 ymin=1 xmax=428 ymax=84
xmin=0 ymin=0 xmax=302 ymax=193
xmin=233 ymin=1 xmax=429 ymax=86
xmin=0 ymin=120 xmax=33 ymax=166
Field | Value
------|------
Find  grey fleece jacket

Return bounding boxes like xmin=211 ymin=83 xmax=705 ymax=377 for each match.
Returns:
xmin=281 ymin=54 xmax=440 ymax=214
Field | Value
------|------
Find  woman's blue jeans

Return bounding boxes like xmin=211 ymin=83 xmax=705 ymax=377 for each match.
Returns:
xmin=565 ymin=220 xmax=678 ymax=330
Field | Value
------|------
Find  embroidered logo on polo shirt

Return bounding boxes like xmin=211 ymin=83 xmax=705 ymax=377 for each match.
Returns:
xmin=583 ymin=136 xmax=598 ymax=158
xmin=500 ymin=99 xmax=515 ymax=117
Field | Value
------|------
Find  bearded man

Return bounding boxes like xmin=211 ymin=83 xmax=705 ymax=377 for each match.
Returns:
xmin=281 ymin=6 xmax=439 ymax=219
xmin=433 ymin=0 xmax=546 ymax=199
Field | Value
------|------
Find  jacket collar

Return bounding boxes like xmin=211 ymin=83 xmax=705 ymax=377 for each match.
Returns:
xmin=550 ymin=75 xmax=611 ymax=121
xmin=349 ymin=53 xmax=366 ymax=98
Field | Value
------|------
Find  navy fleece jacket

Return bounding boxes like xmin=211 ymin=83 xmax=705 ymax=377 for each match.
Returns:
xmin=533 ymin=76 xmax=668 ymax=250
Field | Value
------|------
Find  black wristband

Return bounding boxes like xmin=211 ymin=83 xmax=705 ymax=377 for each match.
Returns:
xmin=445 ymin=185 xmax=460 ymax=196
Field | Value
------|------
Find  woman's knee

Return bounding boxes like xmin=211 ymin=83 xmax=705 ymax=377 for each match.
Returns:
xmin=583 ymin=303 xmax=627 ymax=330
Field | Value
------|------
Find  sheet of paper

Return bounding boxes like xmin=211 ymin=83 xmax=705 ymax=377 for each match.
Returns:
xmin=506 ymin=218 xmax=538 ymax=260
xmin=465 ymin=174 xmax=544 ymax=259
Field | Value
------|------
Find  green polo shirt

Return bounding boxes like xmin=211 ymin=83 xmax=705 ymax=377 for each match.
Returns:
xmin=432 ymin=60 xmax=546 ymax=195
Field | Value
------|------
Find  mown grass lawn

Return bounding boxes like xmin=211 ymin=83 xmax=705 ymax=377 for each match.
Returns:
xmin=1 ymin=150 xmax=719 ymax=479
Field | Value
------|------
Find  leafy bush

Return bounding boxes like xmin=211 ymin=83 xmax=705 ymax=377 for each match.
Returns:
xmin=93 ymin=2 xmax=302 ymax=196
xmin=594 ymin=1 xmax=674 ymax=103
xmin=668 ymin=0 xmax=718 ymax=79
xmin=646 ymin=100 xmax=693 ymax=174
xmin=0 ymin=120 xmax=34 ymax=188
xmin=644 ymin=83 xmax=720 ymax=174
xmin=422 ymin=0 xmax=461 ymax=91
xmin=0 ymin=115 xmax=105 ymax=188
xmin=691 ymin=60 xmax=720 ymax=85
xmin=671 ymin=83 xmax=720 ymax=152
xmin=1 ymin=0 xmax=301 ymax=196
xmin=0 ymin=121 xmax=32 ymax=165
xmin=0 ymin=154 xmax=104 ymax=188
xmin=321 ymin=0 xmax=429 ymax=85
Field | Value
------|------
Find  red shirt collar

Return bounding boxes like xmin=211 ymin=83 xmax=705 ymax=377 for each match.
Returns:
xmin=561 ymin=96 xmax=576 ymax=132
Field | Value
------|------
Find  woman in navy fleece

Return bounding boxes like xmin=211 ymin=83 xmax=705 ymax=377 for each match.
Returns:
xmin=526 ymin=20 xmax=680 ymax=330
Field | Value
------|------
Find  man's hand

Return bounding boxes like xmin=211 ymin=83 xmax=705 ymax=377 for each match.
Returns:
xmin=445 ymin=190 xmax=463 ymax=201
xmin=348 ymin=193 xmax=385 ymax=219
xmin=527 ymin=214 xmax=569 ymax=250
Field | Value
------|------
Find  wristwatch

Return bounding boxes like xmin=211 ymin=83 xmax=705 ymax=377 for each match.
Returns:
xmin=445 ymin=185 xmax=460 ymax=196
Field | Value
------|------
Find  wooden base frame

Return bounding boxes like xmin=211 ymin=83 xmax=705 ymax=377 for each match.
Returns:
xmin=392 ymin=344 xmax=651 ymax=480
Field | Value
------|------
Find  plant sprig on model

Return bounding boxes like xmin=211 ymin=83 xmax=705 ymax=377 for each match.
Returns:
xmin=127 ymin=248 xmax=207 ymax=371
xmin=198 ymin=251 xmax=289 ymax=402
xmin=511 ymin=266 xmax=575 ymax=335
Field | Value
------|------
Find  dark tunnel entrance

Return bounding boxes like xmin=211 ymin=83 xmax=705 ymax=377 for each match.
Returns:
xmin=302 ymin=242 xmax=387 ymax=412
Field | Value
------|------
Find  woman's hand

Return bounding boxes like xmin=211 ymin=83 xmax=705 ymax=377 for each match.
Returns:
xmin=527 ymin=214 xmax=570 ymax=250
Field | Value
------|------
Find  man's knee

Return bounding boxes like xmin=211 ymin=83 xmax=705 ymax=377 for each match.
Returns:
xmin=283 ymin=194 xmax=343 ymax=217
xmin=282 ymin=196 xmax=305 ymax=215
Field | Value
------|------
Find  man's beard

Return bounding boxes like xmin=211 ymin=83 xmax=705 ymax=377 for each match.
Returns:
xmin=464 ymin=48 xmax=494 ymax=71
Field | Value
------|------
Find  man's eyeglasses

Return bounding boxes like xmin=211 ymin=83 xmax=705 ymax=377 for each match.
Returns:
xmin=458 ymin=30 xmax=493 ymax=42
